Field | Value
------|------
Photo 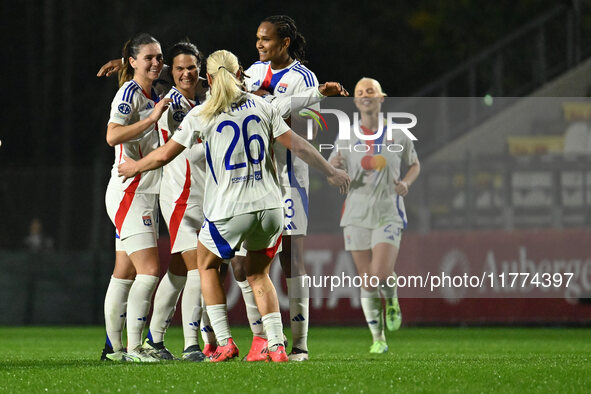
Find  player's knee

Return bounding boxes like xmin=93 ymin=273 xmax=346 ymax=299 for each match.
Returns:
xmin=246 ymin=272 xmax=267 ymax=287
xmin=231 ymin=258 xmax=247 ymax=281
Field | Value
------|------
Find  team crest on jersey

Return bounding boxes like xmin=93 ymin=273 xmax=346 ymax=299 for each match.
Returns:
xmin=277 ymin=83 xmax=288 ymax=93
xmin=118 ymin=103 xmax=131 ymax=115
xmin=173 ymin=110 xmax=186 ymax=122
xmin=142 ymin=216 xmax=152 ymax=226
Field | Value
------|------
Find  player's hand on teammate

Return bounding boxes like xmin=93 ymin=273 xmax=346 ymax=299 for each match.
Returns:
xmin=252 ymin=89 xmax=271 ymax=97
xmin=319 ymin=82 xmax=349 ymax=97
xmin=394 ymin=180 xmax=409 ymax=196
xmin=327 ymin=167 xmax=350 ymax=195
xmin=148 ymin=98 xmax=173 ymax=122
xmin=97 ymin=58 xmax=123 ymax=77
xmin=329 ymin=152 xmax=345 ymax=170
xmin=118 ymin=155 xmax=139 ymax=182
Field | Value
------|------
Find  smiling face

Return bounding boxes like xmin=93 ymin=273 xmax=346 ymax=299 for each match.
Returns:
xmin=354 ymin=78 xmax=384 ymax=113
xmin=256 ymin=21 xmax=290 ymax=65
xmin=171 ymin=53 xmax=199 ymax=96
xmin=129 ymin=43 xmax=163 ymax=83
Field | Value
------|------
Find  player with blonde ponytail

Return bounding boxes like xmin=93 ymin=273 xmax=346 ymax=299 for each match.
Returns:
xmin=199 ymin=50 xmax=244 ymax=122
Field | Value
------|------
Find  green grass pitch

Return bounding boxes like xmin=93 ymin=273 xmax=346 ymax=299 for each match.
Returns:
xmin=1 ymin=326 xmax=589 ymax=393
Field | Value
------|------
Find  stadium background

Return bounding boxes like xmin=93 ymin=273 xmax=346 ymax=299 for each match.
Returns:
xmin=1 ymin=0 xmax=591 ymax=327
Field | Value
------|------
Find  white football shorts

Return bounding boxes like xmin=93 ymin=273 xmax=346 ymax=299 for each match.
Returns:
xmin=199 ymin=208 xmax=283 ymax=260
xmin=105 ymin=186 xmax=159 ymax=254
xmin=343 ymin=223 xmax=402 ymax=251
xmin=160 ymin=198 xmax=204 ymax=254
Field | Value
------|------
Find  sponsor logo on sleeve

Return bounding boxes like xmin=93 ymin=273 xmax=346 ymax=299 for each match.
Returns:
xmin=118 ymin=103 xmax=131 ymax=115
xmin=173 ymin=110 xmax=186 ymax=122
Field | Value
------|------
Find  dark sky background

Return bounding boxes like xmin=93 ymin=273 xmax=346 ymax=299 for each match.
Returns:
xmin=0 ymin=0 xmax=584 ymax=250
xmin=0 ymin=0 xmax=570 ymax=168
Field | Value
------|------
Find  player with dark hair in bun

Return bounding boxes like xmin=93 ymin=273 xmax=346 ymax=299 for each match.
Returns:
xmin=140 ymin=40 xmax=211 ymax=362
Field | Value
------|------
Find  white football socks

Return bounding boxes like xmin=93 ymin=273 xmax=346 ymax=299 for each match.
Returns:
xmin=379 ymin=272 xmax=398 ymax=299
xmin=262 ymin=312 xmax=284 ymax=350
xmin=148 ymin=270 xmax=186 ymax=344
xmin=206 ymin=304 xmax=231 ymax=345
xmin=104 ymin=276 xmax=133 ymax=352
xmin=236 ymin=279 xmax=265 ymax=338
xmin=126 ymin=274 xmax=158 ymax=350
xmin=200 ymin=297 xmax=217 ymax=346
xmin=181 ymin=269 xmax=202 ymax=349
xmin=360 ymin=287 xmax=385 ymax=342
xmin=286 ymin=275 xmax=309 ymax=351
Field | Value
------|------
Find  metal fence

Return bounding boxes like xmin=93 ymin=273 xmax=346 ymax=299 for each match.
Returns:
xmin=410 ymin=4 xmax=591 ymax=157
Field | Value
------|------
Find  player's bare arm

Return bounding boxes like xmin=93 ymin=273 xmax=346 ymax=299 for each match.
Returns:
xmin=329 ymin=151 xmax=346 ymax=170
xmin=118 ymin=139 xmax=186 ymax=181
xmin=394 ymin=160 xmax=421 ymax=197
xmin=106 ymin=98 xmax=172 ymax=146
xmin=276 ymin=129 xmax=350 ymax=194
xmin=97 ymin=58 xmax=123 ymax=77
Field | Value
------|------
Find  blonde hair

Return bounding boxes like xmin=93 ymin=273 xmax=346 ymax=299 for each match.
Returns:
xmin=199 ymin=50 xmax=244 ymax=122
xmin=355 ymin=77 xmax=387 ymax=97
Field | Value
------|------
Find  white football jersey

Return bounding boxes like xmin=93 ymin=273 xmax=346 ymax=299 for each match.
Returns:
xmin=245 ymin=60 xmax=318 ymax=190
xmin=158 ymin=86 xmax=206 ymax=204
xmin=107 ymin=80 xmax=161 ymax=194
xmin=329 ymin=125 xmax=419 ymax=229
xmin=172 ymin=93 xmax=289 ymax=221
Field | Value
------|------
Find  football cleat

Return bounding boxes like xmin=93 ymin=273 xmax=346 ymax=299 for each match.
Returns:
xmin=385 ymin=297 xmax=402 ymax=331
xmin=181 ymin=344 xmax=207 ymax=362
xmin=104 ymin=350 xmax=139 ymax=362
xmin=266 ymin=344 xmax=288 ymax=362
xmin=101 ymin=345 xmax=137 ymax=362
xmin=100 ymin=344 xmax=114 ymax=361
xmin=243 ymin=335 xmax=268 ymax=362
xmin=141 ymin=338 xmax=177 ymax=360
xmin=202 ymin=344 xmax=217 ymax=358
xmin=127 ymin=345 xmax=160 ymax=362
xmin=208 ymin=338 xmax=239 ymax=362
xmin=369 ymin=340 xmax=388 ymax=354
xmin=288 ymin=347 xmax=309 ymax=361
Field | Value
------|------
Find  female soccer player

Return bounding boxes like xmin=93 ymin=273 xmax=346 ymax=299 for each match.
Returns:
xmin=235 ymin=14 xmax=324 ymax=362
xmin=137 ymin=41 xmax=212 ymax=362
xmin=102 ymin=33 xmax=172 ymax=362
xmin=329 ymin=77 xmax=420 ymax=353
xmin=118 ymin=49 xmax=350 ymax=362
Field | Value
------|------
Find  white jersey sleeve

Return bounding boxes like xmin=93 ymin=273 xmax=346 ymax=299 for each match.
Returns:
xmin=262 ymin=87 xmax=324 ymax=119
xmin=171 ymin=110 xmax=200 ymax=149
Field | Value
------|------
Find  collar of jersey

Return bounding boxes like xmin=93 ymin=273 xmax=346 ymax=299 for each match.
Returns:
xmin=268 ymin=59 xmax=299 ymax=73
xmin=131 ymin=80 xmax=159 ymax=102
